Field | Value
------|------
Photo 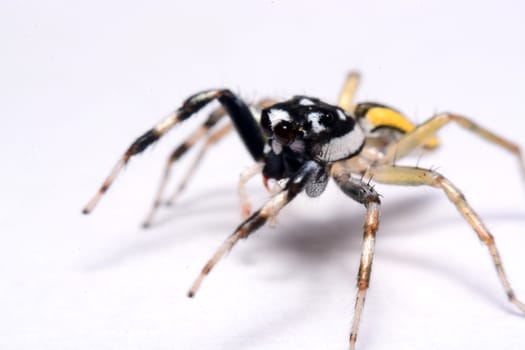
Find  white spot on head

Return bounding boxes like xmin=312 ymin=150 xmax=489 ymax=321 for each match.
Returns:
xmin=268 ymin=109 xmax=291 ymax=128
xmin=299 ymin=98 xmax=315 ymax=106
xmin=319 ymin=125 xmax=365 ymax=161
xmin=264 ymin=143 xmax=271 ymax=154
xmin=307 ymin=112 xmax=325 ymax=133
xmin=337 ymin=109 xmax=347 ymax=121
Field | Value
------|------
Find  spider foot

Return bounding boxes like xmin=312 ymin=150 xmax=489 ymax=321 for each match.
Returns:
xmin=510 ymin=293 xmax=525 ymax=314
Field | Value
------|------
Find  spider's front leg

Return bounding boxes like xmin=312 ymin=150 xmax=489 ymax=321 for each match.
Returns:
xmin=82 ymin=89 xmax=265 ymax=214
xmin=331 ymin=166 xmax=382 ymax=350
xmin=188 ymin=160 xmax=323 ymax=297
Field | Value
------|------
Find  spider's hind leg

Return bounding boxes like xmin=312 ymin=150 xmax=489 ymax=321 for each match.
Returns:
xmin=382 ymin=113 xmax=525 ymax=178
xmin=371 ymin=165 xmax=525 ymax=314
xmin=238 ymin=161 xmax=264 ymax=219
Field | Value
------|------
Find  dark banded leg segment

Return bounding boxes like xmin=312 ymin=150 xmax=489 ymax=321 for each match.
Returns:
xmin=82 ymin=89 xmax=265 ymax=214
xmin=371 ymin=165 xmax=525 ymax=314
xmin=164 ymin=98 xmax=277 ymax=208
xmin=332 ymin=170 xmax=381 ymax=350
xmin=188 ymin=160 xmax=323 ymax=297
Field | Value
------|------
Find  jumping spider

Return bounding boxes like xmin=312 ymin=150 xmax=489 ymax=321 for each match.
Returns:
xmin=83 ymin=72 xmax=525 ymax=349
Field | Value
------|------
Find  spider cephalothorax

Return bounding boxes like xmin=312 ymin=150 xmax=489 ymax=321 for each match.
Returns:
xmin=261 ymin=96 xmax=365 ymax=161
xmin=83 ymin=72 xmax=525 ymax=350
xmin=260 ymin=96 xmax=365 ymax=194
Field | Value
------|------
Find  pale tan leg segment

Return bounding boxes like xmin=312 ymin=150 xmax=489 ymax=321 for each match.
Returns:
xmin=238 ymin=161 xmax=264 ymax=219
xmin=142 ymin=108 xmax=229 ymax=227
xmin=371 ymin=165 xmax=525 ymax=313
xmin=164 ymin=124 xmax=234 ymax=208
xmin=142 ymin=127 xmax=207 ymax=227
xmin=331 ymin=170 xmax=381 ymax=350
xmin=383 ymin=113 xmax=525 ymax=179
xmin=189 ymin=160 xmax=322 ymax=298
xmin=337 ymin=71 xmax=361 ymax=113
xmin=350 ymin=200 xmax=380 ymax=350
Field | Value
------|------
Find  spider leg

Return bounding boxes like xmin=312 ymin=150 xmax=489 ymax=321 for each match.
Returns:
xmin=331 ymin=170 xmax=381 ymax=350
xmin=337 ymin=71 xmax=361 ymax=113
xmin=166 ymin=98 xmax=276 ymax=219
xmin=165 ymin=124 xmax=234 ymax=207
xmin=382 ymin=113 xmax=525 ymax=177
xmin=82 ymin=89 xmax=265 ymax=214
xmin=370 ymin=165 xmax=525 ymax=313
xmin=142 ymin=108 xmax=229 ymax=227
xmin=234 ymin=98 xmax=278 ymax=219
xmin=188 ymin=160 xmax=322 ymax=297
xmin=238 ymin=161 xmax=264 ymax=219
xmin=143 ymin=98 xmax=278 ymax=227
xmin=167 ymin=98 xmax=277 ymax=211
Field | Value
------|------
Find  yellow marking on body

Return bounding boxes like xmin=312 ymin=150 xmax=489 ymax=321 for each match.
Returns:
xmin=366 ymin=107 xmax=439 ymax=149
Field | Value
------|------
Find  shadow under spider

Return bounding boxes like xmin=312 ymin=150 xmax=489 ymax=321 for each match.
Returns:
xmin=84 ymin=184 xmax=524 ymax=316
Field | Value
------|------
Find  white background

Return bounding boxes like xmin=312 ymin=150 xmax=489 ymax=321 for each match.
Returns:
xmin=1 ymin=1 xmax=525 ymax=349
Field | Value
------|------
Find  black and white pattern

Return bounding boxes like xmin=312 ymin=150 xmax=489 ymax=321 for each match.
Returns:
xmin=83 ymin=72 xmax=525 ymax=350
xmin=260 ymin=95 xmax=365 ymax=184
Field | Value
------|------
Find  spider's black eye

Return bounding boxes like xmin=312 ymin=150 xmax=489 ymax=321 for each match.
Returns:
xmin=274 ymin=121 xmax=295 ymax=145
xmin=320 ymin=112 xmax=334 ymax=125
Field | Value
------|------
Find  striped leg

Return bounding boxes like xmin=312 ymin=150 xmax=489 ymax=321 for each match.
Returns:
xmin=332 ymin=170 xmax=381 ymax=350
xmin=82 ymin=89 xmax=265 ymax=214
xmin=188 ymin=160 xmax=323 ymax=297
xmin=371 ymin=165 xmax=525 ymax=314
xmin=235 ymin=98 xmax=278 ymax=219
xmin=165 ymin=124 xmax=234 ymax=206
xmin=144 ymin=99 xmax=278 ymax=227
xmin=382 ymin=113 xmax=525 ymax=179
xmin=142 ymin=108 xmax=229 ymax=227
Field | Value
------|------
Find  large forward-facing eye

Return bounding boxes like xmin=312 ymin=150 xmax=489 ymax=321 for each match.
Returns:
xmin=320 ymin=112 xmax=334 ymax=125
xmin=274 ymin=121 xmax=295 ymax=145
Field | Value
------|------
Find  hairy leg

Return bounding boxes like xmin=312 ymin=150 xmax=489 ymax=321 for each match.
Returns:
xmin=371 ymin=165 xmax=525 ymax=313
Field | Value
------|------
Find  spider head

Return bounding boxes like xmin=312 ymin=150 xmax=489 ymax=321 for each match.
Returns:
xmin=261 ymin=96 xmax=365 ymax=162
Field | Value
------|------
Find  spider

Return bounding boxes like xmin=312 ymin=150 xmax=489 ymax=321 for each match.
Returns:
xmin=83 ymin=72 xmax=525 ymax=349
